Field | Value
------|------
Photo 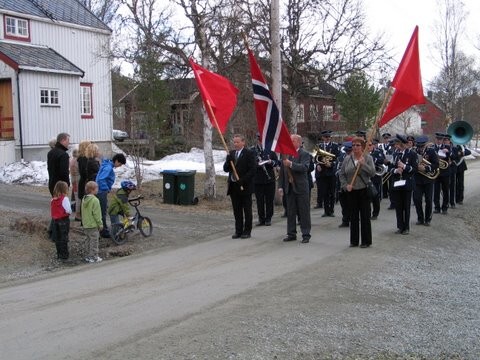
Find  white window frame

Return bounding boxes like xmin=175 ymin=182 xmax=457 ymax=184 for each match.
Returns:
xmin=5 ymin=16 xmax=29 ymax=40
xmin=40 ymin=88 xmax=60 ymax=107
xmin=323 ymin=105 xmax=333 ymax=122
xmin=80 ymin=83 xmax=93 ymax=118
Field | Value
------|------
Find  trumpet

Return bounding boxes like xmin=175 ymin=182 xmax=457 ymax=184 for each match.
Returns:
xmin=312 ymin=146 xmax=336 ymax=167
xmin=417 ymin=155 xmax=440 ymax=179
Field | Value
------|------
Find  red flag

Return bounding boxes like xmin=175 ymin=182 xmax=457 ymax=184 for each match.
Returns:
xmin=247 ymin=49 xmax=297 ymax=156
xmin=379 ymin=26 xmax=425 ymax=127
xmin=189 ymin=58 xmax=239 ymax=134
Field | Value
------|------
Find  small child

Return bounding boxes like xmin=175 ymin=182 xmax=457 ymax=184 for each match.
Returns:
xmin=81 ymin=181 xmax=103 ymax=263
xmin=50 ymin=181 xmax=72 ymax=261
xmin=108 ymin=180 xmax=137 ymax=226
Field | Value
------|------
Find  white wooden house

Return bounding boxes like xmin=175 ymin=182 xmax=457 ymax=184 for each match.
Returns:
xmin=0 ymin=0 xmax=112 ymax=164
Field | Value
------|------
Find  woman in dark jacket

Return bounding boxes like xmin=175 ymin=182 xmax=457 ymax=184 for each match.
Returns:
xmin=85 ymin=143 xmax=101 ymax=182
xmin=76 ymin=140 xmax=91 ymax=221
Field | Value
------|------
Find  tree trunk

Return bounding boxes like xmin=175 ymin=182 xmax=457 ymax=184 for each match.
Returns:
xmin=202 ymin=108 xmax=216 ymax=198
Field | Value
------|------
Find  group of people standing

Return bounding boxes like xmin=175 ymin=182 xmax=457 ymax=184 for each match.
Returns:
xmin=47 ymin=132 xmax=127 ymax=263
xmin=223 ymin=130 xmax=471 ymax=249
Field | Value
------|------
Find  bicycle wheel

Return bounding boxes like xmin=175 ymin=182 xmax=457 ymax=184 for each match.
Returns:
xmin=138 ymin=216 xmax=153 ymax=237
xmin=111 ymin=223 xmax=128 ymax=245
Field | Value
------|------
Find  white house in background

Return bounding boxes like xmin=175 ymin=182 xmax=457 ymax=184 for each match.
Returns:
xmin=0 ymin=0 xmax=112 ymax=165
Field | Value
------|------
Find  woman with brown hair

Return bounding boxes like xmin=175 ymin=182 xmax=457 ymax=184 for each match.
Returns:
xmin=339 ymin=136 xmax=376 ymax=248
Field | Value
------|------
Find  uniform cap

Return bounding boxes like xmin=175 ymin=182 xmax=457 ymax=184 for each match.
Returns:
xmin=320 ymin=130 xmax=333 ymax=136
xmin=395 ymin=134 xmax=408 ymax=144
xmin=381 ymin=132 xmax=391 ymax=138
xmin=415 ymin=135 xmax=429 ymax=145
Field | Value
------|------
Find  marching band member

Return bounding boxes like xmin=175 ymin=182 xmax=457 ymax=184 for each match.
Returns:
xmin=368 ymin=139 xmax=385 ymax=220
xmin=314 ymin=130 xmax=340 ymax=217
xmin=389 ymin=134 xmax=418 ymax=235
xmin=252 ymin=133 xmax=279 ymax=226
xmin=454 ymin=143 xmax=471 ymax=205
xmin=336 ymin=141 xmax=353 ymax=228
xmin=413 ymin=135 xmax=439 ymax=226
xmin=433 ymin=133 xmax=450 ymax=214
xmin=444 ymin=134 xmax=460 ymax=208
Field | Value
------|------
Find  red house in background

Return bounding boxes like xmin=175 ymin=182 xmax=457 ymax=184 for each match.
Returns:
xmin=419 ymin=92 xmax=447 ymax=136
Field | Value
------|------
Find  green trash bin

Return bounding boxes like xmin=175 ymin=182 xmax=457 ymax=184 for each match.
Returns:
xmin=161 ymin=170 xmax=178 ymax=204
xmin=176 ymin=170 xmax=196 ymax=205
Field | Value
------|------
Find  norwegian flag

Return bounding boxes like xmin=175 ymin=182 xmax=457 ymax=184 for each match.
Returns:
xmin=248 ymin=49 xmax=297 ymax=156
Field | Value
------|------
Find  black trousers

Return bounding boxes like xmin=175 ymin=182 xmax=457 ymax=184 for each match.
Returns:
xmin=52 ymin=217 xmax=70 ymax=259
xmin=371 ymin=176 xmax=382 ymax=217
xmin=339 ymin=190 xmax=350 ymax=224
xmin=392 ymin=188 xmax=412 ymax=231
xmin=230 ymin=185 xmax=253 ymax=236
xmin=318 ymin=176 xmax=336 ymax=215
xmin=348 ymin=188 xmax=371 ymax=246
xmin=434 ymin=176 xmax=449 ymax=211
xmin=254 ymin=182 xmax=276 ymax=223
xmin=449 ymin=166 xmax=457 ymax=205
xmin=413 ymin=181 xmax=434 ymax=223
xmin=456 ymin=170 xmax=465 ymax=203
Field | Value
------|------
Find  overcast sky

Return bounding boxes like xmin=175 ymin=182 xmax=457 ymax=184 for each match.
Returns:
xmin=364 ymin=0 xmax=480 ymax=86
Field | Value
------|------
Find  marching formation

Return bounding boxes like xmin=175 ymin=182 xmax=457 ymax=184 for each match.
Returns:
xmin=223 ymin=129 xmax=473 ymax=247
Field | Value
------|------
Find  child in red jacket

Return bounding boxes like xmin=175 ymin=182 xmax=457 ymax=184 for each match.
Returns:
xmin=50 ymin=181 xmax=72 ymax=261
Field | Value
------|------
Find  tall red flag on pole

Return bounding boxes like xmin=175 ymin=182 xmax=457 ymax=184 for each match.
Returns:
xmin=189 ymin=58 xmax=239 ymax=134
xmin=379 ymin=26 xmax=425 ymax=127
xmin=247 ymin=49 xmax=297 ymax=156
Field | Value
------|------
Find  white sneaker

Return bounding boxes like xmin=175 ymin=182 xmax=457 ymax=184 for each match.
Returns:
xmin=93 ymin=256 xmax=103 ymax=263
xmin=84 ymin=256 xmax=95 ymax=263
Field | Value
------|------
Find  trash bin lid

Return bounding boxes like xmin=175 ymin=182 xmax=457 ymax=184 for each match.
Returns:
xmin=176 ymin=170 xmax=196 ymax=175
xmin=161 ymin=169 xmax=178 ymax=174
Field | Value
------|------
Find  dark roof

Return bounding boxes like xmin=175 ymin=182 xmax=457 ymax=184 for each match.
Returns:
xmin=164 ymin=78 xmax=198 ymax=100
xmin=298 ymin=79 xmax=337 ymax=98
xmin=0 ymin=0 xmax=110 ymax=31
xmin=0 ymin=41 xmax=84 ymax=76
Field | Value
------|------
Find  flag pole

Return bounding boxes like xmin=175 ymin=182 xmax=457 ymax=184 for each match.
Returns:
xmin=349 ymin=86 xmax=394 ymax=186
xmin=205 ymin=99 xmax=243 ymax=190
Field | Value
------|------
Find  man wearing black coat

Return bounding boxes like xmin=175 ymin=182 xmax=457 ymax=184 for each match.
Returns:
xmin=224 ymin=134 xmax=256 ymax=239
xmin=252 ymin=134 xmax=279 ymax=226
xmin=47 ymin=133 xmax=71 ymax=196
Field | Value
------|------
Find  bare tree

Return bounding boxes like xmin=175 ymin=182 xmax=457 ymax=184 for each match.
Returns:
xmin=79 ymin=0 xmax=120 ymax=25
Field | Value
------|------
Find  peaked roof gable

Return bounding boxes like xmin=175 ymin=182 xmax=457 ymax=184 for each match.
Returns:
xmin=0 ymin=0 xmax=110 ymax=32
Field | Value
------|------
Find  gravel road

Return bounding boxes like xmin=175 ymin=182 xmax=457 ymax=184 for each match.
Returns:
xmin=0 ymin=161 xmax=479 ymax=359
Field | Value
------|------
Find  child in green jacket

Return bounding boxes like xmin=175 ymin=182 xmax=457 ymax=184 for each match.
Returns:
xmin=108 ymin=180 xmax=137 ymax=226
xmin=81 ymin=181 xmax=103 ymax=263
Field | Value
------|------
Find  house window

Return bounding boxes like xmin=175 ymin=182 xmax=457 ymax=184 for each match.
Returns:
xmin=4 ymin=16 xmax=30 ymax=41
xmin=40 ymin=88 xmax=60 ymax=106
xmin=80 ymin=83 xmax=93 ymax=118
xmin=323 ymin=105 xmax=333 ymax=122
xmin=309 ymin=104 xmax=319 ymax=121
xmin=296 ymin=104 xmax=305 ymax=123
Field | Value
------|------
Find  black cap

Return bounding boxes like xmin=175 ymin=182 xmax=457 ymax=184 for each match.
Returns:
xmin=406 ymin=135 xmax=415 ymax=142
xmin=343 ymin=141 xmax=352 ymax=150
xmin=321 ymin=130 xmax=333 ymax=136
xmin=355 ymin=130 xmax=367 ymax=136
xmin=444 ymin=134 xmax=452 ymax=139
xmin=416 ymin=135 xmax=429 ymax=145
xmin=382 ymin=132 xmax=391 ymax=138
xmin=435 ymin=132 xmax=445 ymax=139
xmin=395 ymin=134 xmax=408 ymax=144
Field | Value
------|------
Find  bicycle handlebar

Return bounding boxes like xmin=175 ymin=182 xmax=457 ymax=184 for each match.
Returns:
xmin=128 ymin=195 xmax=144 ymax=204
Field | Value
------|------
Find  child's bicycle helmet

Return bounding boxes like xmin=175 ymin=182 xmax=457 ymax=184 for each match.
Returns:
xmin=120 ymin=180 xmax=137 ymax=191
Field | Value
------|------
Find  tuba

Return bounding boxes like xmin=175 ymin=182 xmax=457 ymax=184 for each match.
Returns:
xmin=312 ymin=146 xmax=336 ymax=167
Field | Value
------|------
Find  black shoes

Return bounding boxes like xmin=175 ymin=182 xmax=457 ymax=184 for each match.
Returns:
xmin=321 ymin=213 xmax=334 ymax=218
xmin=232 ymin=233 xmax=241 ymax=239
xmin=301 ymin=235 xmax=311 ymax=243
xmin=401 ymin=230 xmax=409 ymax=235
xmin=360 ymin=244 xmax=370 ymax=248
xmin=265 ymin=220 xmax=272 ymax=226
xmin=370 ymin=216 xmax=378 ymax=220
xmin=338 ymin=223 xmax=349 ymax=228
xmin=424 ymin=222 xmax=430 ymax=226
xmin=349 ymin=244 xmax=358 ymax=247
xmin=395 ymin=229 xmax=402 ymax=234
xmin=241 ymin=233 xmax=251 ymax=239
xmin=433 ymin=209 xmax=440 ymax=214
xmin=283 ymin=236 xmax=297 ymax=242
xmin=255 ymin=221 xmax=265 ymax=226
xmin=416 ymin=221 xmax=424 ymax=225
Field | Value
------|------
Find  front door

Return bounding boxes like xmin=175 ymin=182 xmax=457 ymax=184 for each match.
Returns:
xmin=0 ymin=79 xmax=14 ymax=139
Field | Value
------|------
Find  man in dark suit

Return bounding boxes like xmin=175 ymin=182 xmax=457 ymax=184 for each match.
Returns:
xmin=278 ymin=134 xmax=312 ymax=243
xmin=223 ymin=134 xmax=256 ymax=239
xmin=47 ymin=132 xmax=71 ymax=196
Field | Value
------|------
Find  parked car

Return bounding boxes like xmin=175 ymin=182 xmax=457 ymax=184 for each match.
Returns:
xmin=112 ymin=129 xmax=129 ymax=142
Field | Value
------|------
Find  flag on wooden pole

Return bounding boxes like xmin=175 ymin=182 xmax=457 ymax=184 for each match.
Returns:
xmin=189 ymin=58 xmax=239 ymax=134
xmin=379 ymin=26 xmax=425 ymax=127
xmin=247 ymin=49 xmax=297 ymax=156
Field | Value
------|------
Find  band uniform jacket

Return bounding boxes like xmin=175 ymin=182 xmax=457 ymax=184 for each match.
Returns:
xmin=279 ymin=148 xmax=311 ymax=195
xmin=223 ymin=147 xmax=256 ymax=195
xmin=389 ymin=148 xmax=418 ymax=191
xmin=339 ymin=154 xmax=376 ymax=190
xmin=455 ymin=145 xmax=471 ymax=172
xmin=415 ymin=146 xmax=439 ymax=184
xmin=315 ymin=141 xmax=340 ymax=178
xmin=251 ymin=145 xmax=279 ymax=184
xmin=434 ymin=144 xmax=451 ymax=178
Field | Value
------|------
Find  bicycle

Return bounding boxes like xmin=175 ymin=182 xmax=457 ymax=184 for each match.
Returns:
xmin=111 ymin=195 xmax=153 ymax=245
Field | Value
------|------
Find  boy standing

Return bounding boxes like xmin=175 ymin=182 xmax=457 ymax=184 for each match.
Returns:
xmin=81 ymin=181 xmax=103 ymax=263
